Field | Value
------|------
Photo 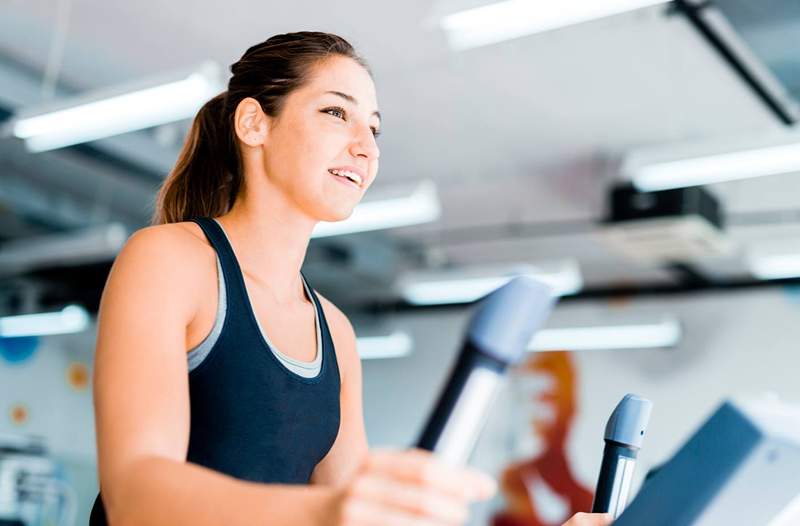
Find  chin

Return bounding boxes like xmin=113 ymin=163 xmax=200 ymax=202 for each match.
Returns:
xmin=318 ymin=203 xmax=358 ymax=223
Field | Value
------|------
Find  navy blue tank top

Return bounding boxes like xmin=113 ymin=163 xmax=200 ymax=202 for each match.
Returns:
xmin=90 ymin=217 xmax=341 ymax=524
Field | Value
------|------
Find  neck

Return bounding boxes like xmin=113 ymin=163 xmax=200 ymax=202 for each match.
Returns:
xmin=216 ymin=178 xmax=316 ymax=304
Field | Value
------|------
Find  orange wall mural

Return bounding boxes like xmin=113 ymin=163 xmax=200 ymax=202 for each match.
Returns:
xmin=492 ymin=351 xmax=593 ymax=526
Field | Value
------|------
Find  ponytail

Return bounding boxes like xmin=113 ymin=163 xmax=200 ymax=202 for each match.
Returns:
xmin=151 ymin=92 xmax=241 ymax=224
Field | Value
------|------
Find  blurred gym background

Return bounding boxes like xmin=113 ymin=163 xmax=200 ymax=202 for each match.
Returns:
xmin=1 ymin=1 xmax=800 ymax=524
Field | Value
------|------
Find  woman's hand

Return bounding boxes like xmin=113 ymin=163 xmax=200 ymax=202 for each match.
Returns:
xmin=562 ymin=512 xmax=614 ymax=526
xmin=330 ymin=448 xmax=496 ymax=526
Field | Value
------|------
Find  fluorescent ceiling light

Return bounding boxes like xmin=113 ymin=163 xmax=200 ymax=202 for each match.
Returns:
xmin=749 ymin=253 xmax=800 ymax=280
xmin=399 ymin=260 xmax=582 ymax=305
xmin=8 ymin=62 xmax=222 ymax=152
xmin=0 ymin=305 xmax=90 ymax=338
xmin=624 ymin=131 xmax=800 ymax=192
xmin=357 ymin=331 xmax=413 ymax=359
xmin=530 ymin=316 xmax=681 ymax=351
xmin=439 ymin=0 xmax=667 ymax=51
xmin=312 ymin=180 xmax=440 ymax=238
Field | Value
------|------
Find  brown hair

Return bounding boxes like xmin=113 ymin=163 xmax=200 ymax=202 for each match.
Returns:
xmin=151 ymin=32 xmax=369 ymax=224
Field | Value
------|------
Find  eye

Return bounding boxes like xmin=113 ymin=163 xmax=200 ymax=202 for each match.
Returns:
xmin=322 ymin=106 xmax=346 ymax=120
xmin=323 ymin=106 xmax=380 ymax=138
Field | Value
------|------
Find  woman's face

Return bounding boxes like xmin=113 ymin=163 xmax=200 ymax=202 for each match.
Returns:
xmin=260 ymin=55 xmax=381 ymax=222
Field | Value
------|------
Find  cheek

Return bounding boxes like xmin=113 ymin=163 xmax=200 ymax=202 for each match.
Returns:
xmin=279 ymin=135 xmax=326 ymax=186
xmin=298 ymin=133 xmax=345 ymax=175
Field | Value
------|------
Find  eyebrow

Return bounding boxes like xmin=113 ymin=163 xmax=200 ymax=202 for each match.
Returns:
xmin=324 ymin=90 xmax=381 ymax=123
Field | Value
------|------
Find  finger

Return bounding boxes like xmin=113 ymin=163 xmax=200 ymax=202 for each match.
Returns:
xmin=563 ymin=512 xmax=614 ymax=526
xmin=385 ymin=454 xmax=493 ymax=500
xmin=342 ymin=498 xmax=457 ymax=526
xmin=366 ymin=449 xmax=497 ymax=500
xmin=591 ymin=512 xmax=613 ymax=526
xmin=350 ymin=473 xmax=469 ymax=524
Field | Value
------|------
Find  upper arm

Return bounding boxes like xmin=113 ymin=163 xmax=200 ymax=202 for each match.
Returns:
xmin=310 ymin=294 xmax=369 ymax=487
xmin=93 ymin=225 xmax=206 ymax=508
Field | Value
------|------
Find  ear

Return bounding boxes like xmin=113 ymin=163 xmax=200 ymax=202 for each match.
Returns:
xmin=233 ymin=97 xmax=269 ymax=147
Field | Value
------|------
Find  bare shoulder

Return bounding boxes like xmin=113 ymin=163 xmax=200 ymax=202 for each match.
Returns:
xmin=117 ymin=222 xmax=213 ymax=272
xmin=314 ymin=292 xmax=355 ymax=341
xmin=124 ymin=221 xmax=210 ymax=255
xmin=103 ymin=222 xmax=216 ymax=322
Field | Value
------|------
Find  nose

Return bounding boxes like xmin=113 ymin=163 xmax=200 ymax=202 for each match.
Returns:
xmin=349 ymin=124 xmax=380 ymax=161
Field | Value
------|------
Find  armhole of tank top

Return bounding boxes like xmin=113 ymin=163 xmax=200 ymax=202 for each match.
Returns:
xmin=187 ymin=255 xmax=226 ymax=373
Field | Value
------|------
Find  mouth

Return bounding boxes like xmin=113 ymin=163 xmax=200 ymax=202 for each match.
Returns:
xmin=328 ymin=168 xmax=365 ymax=189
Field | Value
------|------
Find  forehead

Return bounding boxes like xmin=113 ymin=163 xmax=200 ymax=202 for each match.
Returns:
xmin=301 ymin=55 xmax=379 ymax=111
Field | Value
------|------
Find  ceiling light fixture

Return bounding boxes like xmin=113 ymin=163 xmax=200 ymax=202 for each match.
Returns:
xmin=399 ymin=260 xmax=582 ymax=305
xmin=439 ymin=0 xmax=667 ymax=51
xmin=530 ymin=316 xmax=681 ymax=351
xmin=0 ymin=305 xmax=90 ymax=338
xmin=749 ymin=253 xmax=800 ymax=281
xmin=624 ymin=131 xmax=800 ymax=192
xmin=357 ymin=331 xmax=414 ymax=359
xmin=8 ymin=62 xmax=222 ymax=152
xmin=312 ymin=180 xmax=441 ymax=238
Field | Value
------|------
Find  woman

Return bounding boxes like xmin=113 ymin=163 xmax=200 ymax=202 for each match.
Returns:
xmin=91 ymin=31 xmax=611 ymax=526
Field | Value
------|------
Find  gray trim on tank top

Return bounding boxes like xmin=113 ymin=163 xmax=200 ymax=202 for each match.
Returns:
xmin=187 ymin=221 xmax=322 ymax=378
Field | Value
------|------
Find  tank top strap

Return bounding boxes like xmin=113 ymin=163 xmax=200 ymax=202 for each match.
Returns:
xmin=191 ymin=217 xmax=250 ymax=319
xmin=300 ymin=272 xmax=326 ymax=335
xmin=300 ymin=272 xmax=339 ymax=374
xmin=300 ymin=271 xmax=321 ymax=312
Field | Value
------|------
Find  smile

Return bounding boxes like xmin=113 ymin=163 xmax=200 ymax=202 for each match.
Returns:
xmin=328 ymin=168 xmax=364 ymax=188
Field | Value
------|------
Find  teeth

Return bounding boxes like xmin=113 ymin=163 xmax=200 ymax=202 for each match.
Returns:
xmin=329 ymin=169 xmax=362 ymax=186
